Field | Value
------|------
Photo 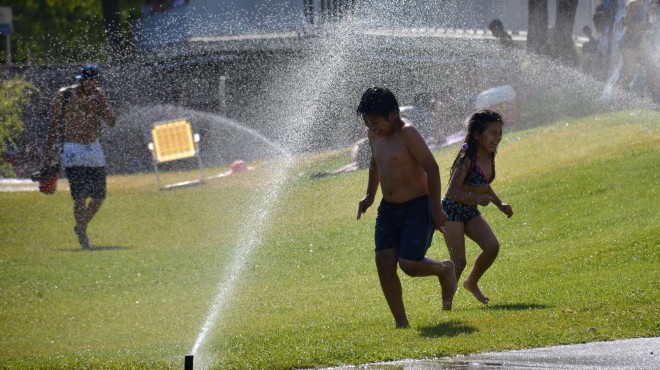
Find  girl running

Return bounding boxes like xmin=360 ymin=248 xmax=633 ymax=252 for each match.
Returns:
xmin=442 ymin=110 xmax=513 ymax=304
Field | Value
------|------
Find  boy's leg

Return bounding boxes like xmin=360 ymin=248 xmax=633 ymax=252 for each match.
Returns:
xmin=398 ymin=257 xmax=456 ymax=311
xmin=443 ymin=221 xmax=467 ymax=280
xmin=375 ymin=248 xmax=409 ymax=328
xmin=464 ymin=216 xmax=500 ymax=304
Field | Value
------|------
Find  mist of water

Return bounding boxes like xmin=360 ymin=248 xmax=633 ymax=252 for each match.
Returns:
xmin=188 ymin=21 xmax=357 ymax=369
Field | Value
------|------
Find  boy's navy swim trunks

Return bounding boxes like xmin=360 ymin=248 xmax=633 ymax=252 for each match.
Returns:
xmin=374 ymin=194 xmax=434 ymax=261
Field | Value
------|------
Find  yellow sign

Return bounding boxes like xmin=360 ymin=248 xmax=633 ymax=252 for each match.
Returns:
xmin=151 ymin=120 xmax=196 ymax=162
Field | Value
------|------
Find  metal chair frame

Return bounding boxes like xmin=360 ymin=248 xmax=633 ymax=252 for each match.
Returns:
xmin=148 ymin=119 xmax=205 ymax=190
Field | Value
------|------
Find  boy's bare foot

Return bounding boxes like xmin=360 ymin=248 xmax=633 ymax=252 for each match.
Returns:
xmin=74 ymin=225 xmax=91 ymax=250
xmin=439 ymin=260 xmax=457 ymax=311
xmin=395 ymin=320 xmax=410 ymax=329
xmin=463 ymin=279 xmax=489 ymax=304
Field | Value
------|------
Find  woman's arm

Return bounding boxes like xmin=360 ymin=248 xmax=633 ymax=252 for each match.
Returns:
xmin=98 ymin=88 xmax=116 ymax=127
xmin=43 ymin=93 xmax=64 ymax=164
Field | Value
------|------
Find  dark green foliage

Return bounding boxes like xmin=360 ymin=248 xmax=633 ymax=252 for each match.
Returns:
xmin=1 ymin=0 xmax=143 ymax=63
xmin=0 ymin=76 xmax=35 ymax=176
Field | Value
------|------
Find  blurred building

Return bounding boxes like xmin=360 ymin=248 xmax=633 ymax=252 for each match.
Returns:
xmin=1 ymin=0 xmax=608 ymax=176
xmin=135 ymin=0 xmax=600 ymax=50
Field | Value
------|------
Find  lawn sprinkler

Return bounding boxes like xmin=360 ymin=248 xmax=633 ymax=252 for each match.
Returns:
xmin=184 ymin=355 xmax=193 ymax=370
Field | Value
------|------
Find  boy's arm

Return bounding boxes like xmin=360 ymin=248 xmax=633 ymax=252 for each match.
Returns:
xmin=402 ymin=126 xmax=440 ymax=205
xmin=365 ymin=155 xmax=379 ymax=200
xmin=357 ymin=155 xmax=379 ymax=220
xmin=401 ymin=126 xmax=447 ymax=228
xmin=43 ymin=93 xmax=63 ymax=165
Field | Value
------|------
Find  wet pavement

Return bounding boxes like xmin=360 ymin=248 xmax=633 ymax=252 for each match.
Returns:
xmin=327 ymin=337 xmax=659 ymax=369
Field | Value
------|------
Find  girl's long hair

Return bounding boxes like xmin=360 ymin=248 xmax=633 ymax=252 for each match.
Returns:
xmin=449 ymin=110 xmax=503 ymax=179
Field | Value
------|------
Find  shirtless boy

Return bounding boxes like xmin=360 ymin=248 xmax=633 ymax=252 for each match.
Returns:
xmin=356 ymin=87 xmax=457 ymax=328
xmin=43 ymin=64 xmax=116 ymax=249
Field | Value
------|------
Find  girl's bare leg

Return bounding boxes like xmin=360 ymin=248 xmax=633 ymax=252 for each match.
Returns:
xmin=443 ymin=221 xmax=467 ymax=281
xmin=464 ymin=216 xmax=500 ymax=304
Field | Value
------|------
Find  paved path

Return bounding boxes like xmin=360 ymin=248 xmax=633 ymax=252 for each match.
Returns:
xmin=328 ymin=337 xmax=659 ymax=369
xmin=0 ymin=178 xmax=69 ymax=192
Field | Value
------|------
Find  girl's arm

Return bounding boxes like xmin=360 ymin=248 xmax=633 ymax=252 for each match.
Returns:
xmin=445 ymin=160 xmax=485 ymax=205
xmin=487 ymin=185 xmax=513 ymax=218
xmin=486 ymin=185 xmax=503 ymax=207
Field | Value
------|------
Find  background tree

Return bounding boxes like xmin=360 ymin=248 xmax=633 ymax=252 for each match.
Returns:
xmin=527 ymin=0 xmax=579 ymax=65
xmin=101 ymin=0 xmax=127 ymax=63
xmin=0 ymin=0 xmax=142 ymax=64
xmin=527 ymin=0 xmax=548 ymax=54
xmin=550 ymin=0 xmax=579 ymax=65
xmin=0 ymin=76 xmax=35 ymax=176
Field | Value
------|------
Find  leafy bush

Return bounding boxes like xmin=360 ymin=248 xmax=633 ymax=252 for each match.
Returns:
xmin=0 ymin=76 xmax=36 ymax=177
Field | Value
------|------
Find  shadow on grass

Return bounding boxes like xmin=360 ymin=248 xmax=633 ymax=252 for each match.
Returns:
xmin=61 ymin=245 xmax=132 ymax=252
xmin=483 ymin=303 xmax=549 ymax=311
xmin=89 ymin=245 xmax=132 ymax=251
xmin=418 ymin=320 xmax=477 ymax=338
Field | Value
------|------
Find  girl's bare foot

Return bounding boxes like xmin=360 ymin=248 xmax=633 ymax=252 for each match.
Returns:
xmin=463 ymin=279 xmax=489 ymax=304
xmin=439 ymin=260 xmax=457 ymax=311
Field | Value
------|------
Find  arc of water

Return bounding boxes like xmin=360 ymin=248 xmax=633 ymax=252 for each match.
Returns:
xmin=189 ymin=110 xmax=289 ymax=155
xmin=190 ymin=160 xmax=290 ymax=357
xmin=189 ymin=23 xmax=355 ymax=368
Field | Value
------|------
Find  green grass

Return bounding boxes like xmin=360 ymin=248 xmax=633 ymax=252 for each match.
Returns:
xmin=0 ymin=111 xmax=658 ymax=369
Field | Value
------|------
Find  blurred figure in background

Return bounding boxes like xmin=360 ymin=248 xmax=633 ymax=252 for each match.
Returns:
xmin=619 ymin=0 xmax=659 ymax=102
xmin=488 ymin=19 xmax=515 ymax=48
xmin=43 ymin=64 xmax=116 ymax=250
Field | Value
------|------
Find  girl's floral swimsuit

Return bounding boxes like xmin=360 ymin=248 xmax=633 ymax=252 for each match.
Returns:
xmin=442 ymin=154 xmax=495 ymax=223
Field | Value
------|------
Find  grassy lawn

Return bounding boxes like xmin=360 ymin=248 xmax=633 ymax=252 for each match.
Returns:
xmin=0 ymin=111 xmax=658 ymax=369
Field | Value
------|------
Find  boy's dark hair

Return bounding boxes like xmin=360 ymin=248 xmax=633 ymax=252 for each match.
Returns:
xmin=356 ymin=87 xmax=399 ymax=118
xmin=449 ymin=109 xmax=503 ymax=180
